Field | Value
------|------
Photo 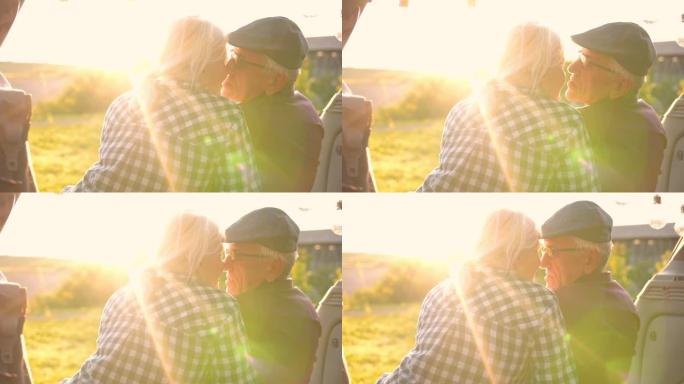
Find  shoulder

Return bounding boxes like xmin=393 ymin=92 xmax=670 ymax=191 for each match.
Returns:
xmin=634 ymin=99 xmax=666 ymax=137
xmin=190 ymin=284 xmax=242 ymax=319
xmin=556 ymin=277 xmax=635 ymax=313
xmin=535 ymin=98 xmax=584 ymax=127
xmin=444 ymin=96 xmax=479 ymax=126
xmin=422 ymin=279 xmax=458 ymax=311
xmin=279 ymin=285 xmax=320 ymax=323
xmin=289 ymin=91 xmax=324 ymax=128
xmin=480 ymin=274 xmax=561 ymax=320
xmin=101 ymin=285 xmax=136 ymax=316
xmin=105 ymin=90 xmax=137 ymax=117
xmin=512 ymin=279 xmax=559 ymax=308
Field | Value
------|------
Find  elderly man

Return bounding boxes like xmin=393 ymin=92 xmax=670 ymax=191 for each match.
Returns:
xmin=223 ymin=207 xmax=321 ymax=384
xmin=566 ymin=22 xmax=666 ymax=191
xmin=541 ymin=201 xmax=639 ymax=384
xmin=222 ymin=17 xmax=324 ymax=192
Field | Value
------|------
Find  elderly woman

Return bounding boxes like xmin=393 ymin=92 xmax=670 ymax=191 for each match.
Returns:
xmin=67 ymin=16 xmax=260 ymax=192
xmin=419 ymin=22 xmax=598 ymax=192
xmin=378 ymin=209 xmax=577 ymax=384
xmin=63 ymin=213 xmax=255 ymax=384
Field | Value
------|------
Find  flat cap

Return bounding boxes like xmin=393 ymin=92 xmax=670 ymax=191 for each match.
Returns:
xmin=541 ymin=201 xmax=613 ymax=243
xmin=227 ymin=16 xmax=308 ymax=70
xmin=225 ymin=207 xmax=300 ymax=253
xmin=571 ymin=22 xmax=655 ymax=76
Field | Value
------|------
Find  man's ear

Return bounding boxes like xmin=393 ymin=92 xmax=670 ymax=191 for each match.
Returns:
xmin=264 ymin=257 xmax=285 ymax=282
xmin=264 ymin=71 xmax=288 ymax=96
xmin=583 ymin=250 xmax=601 ymax=274
xmin=610 ymin=77 xmax=633 ymax=99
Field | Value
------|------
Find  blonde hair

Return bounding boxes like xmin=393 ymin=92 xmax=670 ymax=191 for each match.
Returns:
xmin=157 ymin=16 xmax=226 ymax=86
xmin=497 ymin=22 xmax=563 ymax=91
xmin=156 ymin=212 xmax=223 ymax=281
xmin=474 ymin=209 xmax=539 ymax=274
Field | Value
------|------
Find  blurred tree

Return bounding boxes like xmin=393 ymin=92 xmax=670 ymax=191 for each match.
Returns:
xmin=655 ymin=249 xmax=673 ymax=273
xmin=607 ymin=243 xmax=631 ymax=293
xmin=375 ymin=77 xmax=471 ymax=126
xmin=292 ymin=249 xmax=341 ymax=305
xmin=347 ymin=259 xmax=448 ymax=309
xmin=34 ymin=71 xmax=130 ymax=117
xmin=639 ymin=77 xmax=684 ymax=116
xmin=295 ymin=58 xmax=340 ymax=112
xmin=31 ymin=265 xmax=127 ymax=313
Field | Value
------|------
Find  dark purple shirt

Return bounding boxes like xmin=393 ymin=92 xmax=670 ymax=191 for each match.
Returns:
xmin=236 ymin=279 xmax=321 ymax=384
xmin=241 ymin=89 xmax=323 ymax=192
xmin=580 ymin=94 xmax=666 ymax=191
xmin=555 ymin=272 xmax=639 ymax=384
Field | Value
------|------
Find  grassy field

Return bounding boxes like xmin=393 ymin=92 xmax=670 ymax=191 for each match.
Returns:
xmin=27 ymin=112 xmax=443 ymax=193
xmin=29 ymin=113 xmax=102 ymax=192
xmin=344 ymin=303 xmax=421 ymax=384
xmin=24 ymin=308 xmax=101 ymax=384
xmin=369 ymin=119 xmax=443 ymax=192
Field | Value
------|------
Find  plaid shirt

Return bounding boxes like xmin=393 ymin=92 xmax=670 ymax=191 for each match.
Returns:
xmin=67 ymin=78 xmax=260 ymax=192
xmin=63 ymin=272 xmax=255 ymax=384
xmin=418 ymin=81 xmax=599 ymax=192
xmin=377 ymin=266 xmax=577 ymax=384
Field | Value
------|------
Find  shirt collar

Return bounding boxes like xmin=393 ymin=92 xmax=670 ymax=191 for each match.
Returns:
xmin=255 ymin=278 xmax=294 ymax=291
xmin=575 ymin=270 xmax=613 ymax=284
xmin=242 ymin=86 xmax=295 ymax=107
xmin=586 ymin=91 xmax=638 ymax=110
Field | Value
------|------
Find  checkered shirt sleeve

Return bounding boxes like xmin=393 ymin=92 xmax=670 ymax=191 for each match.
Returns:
xmin=66 ymin=79 xmax=260 ymax=192
xmin=418 ymin=81 xmax=599 ymax=192
xmin=377 ymin=271 xmax=577 ymax=384
xmin=62 ymin=276 xmax=255 ymax=384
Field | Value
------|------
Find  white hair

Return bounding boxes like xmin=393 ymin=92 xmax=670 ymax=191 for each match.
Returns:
xmin=156 ymin=212 xmax=223 ymax=281
xmin=600 ymin=55 xmax=645 ymax=92
xmin=572 ymin=236 xmax=613 ymax=272
xmin=474 ymin=209 xmax=540 ymax=274
xmin=156 ymin=16 xmax=226 ymax=86
xmin=497 ymin=22 xmax=563 ymax=91
xmin=252 ymin=243 xmax=299 ymax=279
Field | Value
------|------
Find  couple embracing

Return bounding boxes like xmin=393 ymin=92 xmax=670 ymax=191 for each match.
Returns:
xmin=420 ymin=22 xmax=665 ymax=192
xmin=62 ymin=208 xmax=320 ymax=384
xmin=379 ymin=201 xmax=639 ymax=384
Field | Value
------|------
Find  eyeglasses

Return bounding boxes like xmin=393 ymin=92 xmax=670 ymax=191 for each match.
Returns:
xmin=577 ymin=52 xmax=619 ymax=75
xmin=225 ymin=53 xmax=269 ymax=72
xmin=538 ymin=246 xmax=581 ymax=258
xmin=223 ymin=249 xmax=267 ymax=262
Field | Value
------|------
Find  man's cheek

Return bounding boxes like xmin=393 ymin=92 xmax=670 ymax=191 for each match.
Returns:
xmin=227 ymin=269 xmax=244 ymax=295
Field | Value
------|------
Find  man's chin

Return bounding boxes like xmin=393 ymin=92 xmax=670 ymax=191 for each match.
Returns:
xmin=565 ymin=86 xmax=586 ymax=105
xmin=227 ymin=281 xmax=244 ymax=296
xmin=545 ymin=275 xmax=560 ymax=291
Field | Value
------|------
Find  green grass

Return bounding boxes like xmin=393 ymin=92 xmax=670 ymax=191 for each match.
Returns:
xmin=344 ymin=303 xmax=421 ymax=384
xmin=369 ymin=119 xmax=443 ymax=192
xmin=24 ymin=308 xmax=101 ymax=384
xmin=29 ymin=113 xmax=102 ymax=192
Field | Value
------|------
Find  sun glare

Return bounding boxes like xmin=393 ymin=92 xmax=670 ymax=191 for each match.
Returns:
xmin=344 ymin=0 xmax=682 ymax=75
xmin=3 ymin=0 xmax=340 ymax=71
xmin=0 ymin=194 xmax=340 ymax=268
xmin=343 ymin=194 xmax=681 ymax=260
